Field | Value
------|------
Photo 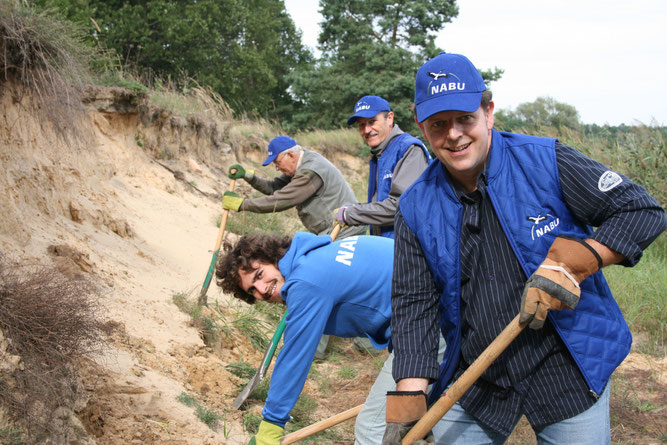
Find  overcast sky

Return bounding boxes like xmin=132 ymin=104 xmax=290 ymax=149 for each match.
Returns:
xmin=284 ymin=0 xmax=667 ymax=126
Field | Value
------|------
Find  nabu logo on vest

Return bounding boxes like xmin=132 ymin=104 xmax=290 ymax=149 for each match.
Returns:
xmin=526 ymin=213 xmax=560 ymax=240
xmin=427 ymin=71 xmax=465 ymax=96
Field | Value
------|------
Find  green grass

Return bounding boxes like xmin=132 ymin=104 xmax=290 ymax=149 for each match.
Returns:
xmin=254 ymin=301 xmax=286 ymax=324
xmin=604 ymin=235 xmax=666 ymax=355
xmin=293 ymin=127 xmax=365 ymax=158
xmin=283 ymin=393 xmax=344 ymax=443
xmin=242 ymin=412 xmax=262 ymax=435
xmin=172 ymin=292 xmax=271 ymax=351
xmin=176 ymin=392 xmax=221 ymax=430
xmin=336 ymin=366 xmax=357 ymax=379
xmin=210 ymin=301 xmax=271 ymax=350
xmin=225 ymin=208 xmax=302 ymax=236
xmin=0 ymin=426 xmax=26 ymax=445
xmin=225 ymin=362 xmax=256 ymax=380
xmin=248 ymin=376 xmax=270 ymax=402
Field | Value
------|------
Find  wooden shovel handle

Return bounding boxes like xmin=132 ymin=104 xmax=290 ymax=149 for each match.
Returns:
xmin=215 ymin=176 xmax=237 ymax=251
xmin=329 ymin=223 xmax=342 ymax=241
xmin=281 ymin=404 xmax=363 ymax=444
xmin=402 ymin=315 xmax=526 ymax=444
xmin=198 ymin=175 xmax=236 ymax=306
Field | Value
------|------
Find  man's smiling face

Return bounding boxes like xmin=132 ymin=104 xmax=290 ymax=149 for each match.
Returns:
xmin=238 ymin=261 xmax=285 ymax=303
xmin=357 ymin=111 xmax=394 ymax=148
xmin=419 ymin=102 xmax=495 ymax=192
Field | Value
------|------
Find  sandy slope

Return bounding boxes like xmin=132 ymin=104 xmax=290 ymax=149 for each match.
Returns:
xmin=1 ymin=84 xmax=258 ymax=444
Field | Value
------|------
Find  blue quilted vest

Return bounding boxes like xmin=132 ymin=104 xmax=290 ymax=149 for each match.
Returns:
xmin=368 ymin=133 xmax=431 ymax=238
xmin=399 ymin=129 xmax=631 ymax=403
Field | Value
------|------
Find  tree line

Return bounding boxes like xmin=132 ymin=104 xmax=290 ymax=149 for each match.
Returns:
xmin=31 ymin=0 xmax=505 ymax=133
xmin=30 ymin=0 xmax=648 ymax=135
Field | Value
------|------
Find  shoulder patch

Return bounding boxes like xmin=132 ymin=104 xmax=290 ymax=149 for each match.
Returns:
xmin=598 ymin=171 xmax=623 ymax=192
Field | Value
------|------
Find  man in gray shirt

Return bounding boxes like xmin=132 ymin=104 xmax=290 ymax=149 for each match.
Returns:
xmin=334 ymin=95 xmax=431 ymax=238
xmin=223 ymin=136 xmax=366 ymax=240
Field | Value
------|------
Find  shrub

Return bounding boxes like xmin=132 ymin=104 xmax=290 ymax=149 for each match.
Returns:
xmin=0 ymin=257 xmax=110 ymax=440
xmin=0 ymin=1 xmax=93 ymax=141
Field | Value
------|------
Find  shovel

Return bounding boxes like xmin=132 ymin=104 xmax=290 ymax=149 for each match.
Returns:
xmin=281 ymin=314 xmax=526 ymax=444
xmin=198 ymin=172 xmax=237 ymax=306
xmin=233 ymin=312 xmax=288 ymax=409
xmin=232 ymin=223 xmax=343 ymax=409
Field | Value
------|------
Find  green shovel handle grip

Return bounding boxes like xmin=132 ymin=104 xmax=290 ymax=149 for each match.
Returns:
xmin=263 ymin=312 xmax=288 ymax=368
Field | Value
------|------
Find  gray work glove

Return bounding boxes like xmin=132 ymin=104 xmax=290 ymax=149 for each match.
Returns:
xmin=382 ymin=391 xmax=434 ymax=445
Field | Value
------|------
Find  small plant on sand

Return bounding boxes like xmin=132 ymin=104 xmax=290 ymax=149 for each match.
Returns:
xmin=242 ymin=412 xmax=262 ymax=435
xmin=0 ymin=426 xmax=26 ymax=445
xmin=225 ymin=362 xmax=256 ymax=380
xmin=172 ymin=292 xmax=271 ymax=351
xmin=337 ymin=366 xmax=357 ymax=380
xmin=176 ymin=392 xmax=221 ymax=430
xmin=224 ymin=207 xmax=304 ymax=237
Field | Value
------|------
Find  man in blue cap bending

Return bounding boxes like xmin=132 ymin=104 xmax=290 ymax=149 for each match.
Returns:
xmin=223 ymin=135 xmax=366 ymax=240
xmin=333 ymin=95 xmax=432 ymax=239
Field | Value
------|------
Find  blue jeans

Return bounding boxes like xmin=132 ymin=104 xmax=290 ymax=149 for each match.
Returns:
xmin=354 ymin=335 xmax=448 ymax=445
xmin=431 ymin=382 xmax=611 ymax=445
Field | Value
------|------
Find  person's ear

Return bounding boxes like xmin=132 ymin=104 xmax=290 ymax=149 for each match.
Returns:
xmin=485 ymin=101 xmax=495 ymax=130
xmin=417 ymin=121 xmax=427 ymax=139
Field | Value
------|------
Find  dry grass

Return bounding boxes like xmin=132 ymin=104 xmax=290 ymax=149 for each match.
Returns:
xmin=0 ymin=0 xmax=93 ymax=142
xmin=0 ymin=257 xmax=111 ymax=441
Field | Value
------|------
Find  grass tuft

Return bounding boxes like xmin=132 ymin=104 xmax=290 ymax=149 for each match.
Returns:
xmin=0 ymin=1 xmax=93 ymax=142
xmin=176 ymin=392 xmax=221 ymax=430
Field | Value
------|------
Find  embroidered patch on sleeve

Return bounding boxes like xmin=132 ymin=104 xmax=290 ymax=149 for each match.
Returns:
xmin=598 ymin=171 xmax=623 ymax=192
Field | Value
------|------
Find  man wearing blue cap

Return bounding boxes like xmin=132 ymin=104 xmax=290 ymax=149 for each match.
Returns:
xmin=333 ymin=96 xmax=432 ymax=238
xmin=223 ymin=136 xmax=365 ymax=240
xmin=384 ymin=53 xmax=666 ymax=444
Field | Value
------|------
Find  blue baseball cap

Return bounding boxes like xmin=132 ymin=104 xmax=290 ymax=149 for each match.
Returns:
xmin=263 ymin=136 xmax=297 ymax=166
xmin=414 ymin=52 xmax=486 ymax=123
xmin=347 ymin=95 xmax=392 ymax=125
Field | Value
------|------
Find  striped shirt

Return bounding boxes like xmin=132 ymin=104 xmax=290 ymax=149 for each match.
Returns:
xmin=392 ymin=142 xmax=666 ymax=435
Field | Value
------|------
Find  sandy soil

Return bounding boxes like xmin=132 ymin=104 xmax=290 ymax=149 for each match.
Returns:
xmin=0 ymin=83 xmax=263 ymax=444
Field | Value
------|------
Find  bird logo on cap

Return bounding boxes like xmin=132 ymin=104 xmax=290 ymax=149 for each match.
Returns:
xmin=428 ymin=72 xmax=449 ymax=80
xmin=426 ymin=71 xmax=465 ymax=97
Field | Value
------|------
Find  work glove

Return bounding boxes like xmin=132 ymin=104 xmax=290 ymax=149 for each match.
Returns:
xmin=382 ymin=391 xmax=434 ymax=445
xmin=222 ymin=191 xmax=243 ymax=212
xmin=332 ymin=202 xmax=354 ymax=227
xmin=248 ymin=420 xmax=284 ymax=445
xmin=229 ymin=163 xmax=254 ymax=180
xmin=520 ymin=235 xmax=603 ymax=329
